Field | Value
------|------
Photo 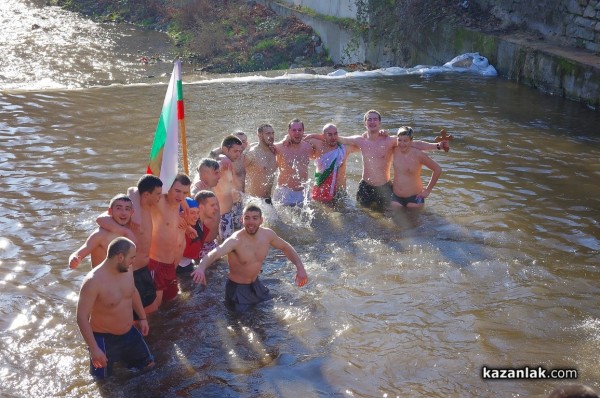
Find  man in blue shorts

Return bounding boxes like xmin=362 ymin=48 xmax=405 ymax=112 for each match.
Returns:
xmin=76 ymin=237 xmax=155 ymax=378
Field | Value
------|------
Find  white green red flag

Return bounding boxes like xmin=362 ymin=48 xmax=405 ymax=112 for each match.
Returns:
xmin=146 ymin=59 xmax=184 ymax=190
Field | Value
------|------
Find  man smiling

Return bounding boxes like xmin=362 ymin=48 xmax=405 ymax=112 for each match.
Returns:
xmin=191 ymin=204 xmax=308 ymax=312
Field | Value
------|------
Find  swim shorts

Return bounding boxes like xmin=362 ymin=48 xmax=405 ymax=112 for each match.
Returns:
xmin=273 ymin=186 xmax=305 ymax=206
xmin=390 ymin=193 xmax=424 ymax=207
xmin=133 ymin=266 xmax=157 ymax=314
xmin=148 ymin=258 xmax=178 ymax=302
xmin=356 ymin=180 xmax=392 ymax=210
xmin=225 ymin=278 xmax=272 ymax=312
xmin=90 ymin=326 xmax=154 ymax=379
xmin=219 ymin=210 xmax=235 ymax=242
xmin=231 ymin=201 xmax=244 ymax=230
xmin=201 ymin=239 xmax=217 ymax=259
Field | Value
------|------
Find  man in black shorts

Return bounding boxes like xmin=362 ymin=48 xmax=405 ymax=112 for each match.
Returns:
xmin=191 ymin=204 xmax=308 ymax=312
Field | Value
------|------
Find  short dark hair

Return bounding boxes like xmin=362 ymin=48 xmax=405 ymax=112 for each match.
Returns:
xmin=243 ymin=204 xmax=262 ymax=217
xmin=288 ymin=118 xmax=304 ymax=130
xmin=137 ymin=174 xmax=163 ymax=195
xmin=197 ymin=157 xmax=219 ymax=172
xmin=107 ymin=237 xmax=134 ymax=258
xmin=221 ymin=135 xmax=243 ymax=149
xmin=257 ymin=123 xmax=273 ymax=133
xmin=173 ymin=173 xmax=191 ymax=186
xmin=194 ymin=190 xmax=216 ymax=204
xmin=109 ymin=193 xmax=132 ymax=208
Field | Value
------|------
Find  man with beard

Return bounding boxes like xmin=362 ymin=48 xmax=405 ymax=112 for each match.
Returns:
xmin=69 ymin=194 xmax=134 ymax=269
xmin=76 ymin=237 xmax=154 ymax=379
xmin=272 ymin=118 xmax=316 ymax=206
xmin=191 ymin=204 xmax=308 ymax=312
xmin=244 ymin=124 xmax=277 ymax=205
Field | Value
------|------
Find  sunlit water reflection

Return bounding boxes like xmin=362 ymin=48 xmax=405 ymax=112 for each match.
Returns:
xmin=1 ymin=1 xmax=600 ymax=398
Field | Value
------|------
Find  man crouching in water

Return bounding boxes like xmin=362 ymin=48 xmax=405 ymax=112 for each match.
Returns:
xmin=191 ymin=204 xmax=308 ymax=312
xmin=76 ymin=237 xmax=154 ymax=379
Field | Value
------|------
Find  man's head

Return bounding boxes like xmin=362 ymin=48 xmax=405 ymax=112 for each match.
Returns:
xmin=221 ymin=135 xmax=243 ymax=161
xmin=287 ymin=118 xmax=305 ymax=144
xmin=194 ymin=190 xmax=220 ymax=220
xmin=197 ymin=158 xmax=220 ymax=188
xmin=234 ymin=131 xmax=248 ymax=151
xmin=183 ymin=197 xmax=200 ymax=225
xmin=106 ymin=237 xmax=136 ymax=273
xmin=396 ymin=126 xmax=414 ymax=148
xmin=363 ymin=109 xmax=382 ymax=132
xmin=108 ymin=194 xmax=133 ymax=226
xmin=322 ymin=123 xmax=339 ymax=147
xmin=137 ymin=174 xmax=163 ymax=205
xmin=257 ymin=123 xmax=275 ymax=147
xmin=168 ymin=173 xmax=191 ymax=205
xmin=242 ymin=204 xmax=263 ymax=235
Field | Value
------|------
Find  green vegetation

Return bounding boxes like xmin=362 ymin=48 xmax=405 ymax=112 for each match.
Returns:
xmin=51 ymin=0 xmax=331 ymax=73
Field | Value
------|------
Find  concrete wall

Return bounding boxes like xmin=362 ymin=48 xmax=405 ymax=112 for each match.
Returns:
xmin=273 ymin=0 xmax=357 ymax=19
xmin=472 ymin=0 xmax=600 ymax=52
xmin=259 ymin=0 xmax=600 ymax=108
xmin=256 ymin=0 xmax=366 ymax=64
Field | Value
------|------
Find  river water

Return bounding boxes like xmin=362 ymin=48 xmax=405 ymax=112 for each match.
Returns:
xmin=1 ymin=1 xmax=600 ymax=397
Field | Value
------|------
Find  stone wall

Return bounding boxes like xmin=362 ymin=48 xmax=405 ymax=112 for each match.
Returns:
xmin=273 ymin=0 xmax=357 ymax=19
xmin=472 ymin=0 xmax=600 ymax=52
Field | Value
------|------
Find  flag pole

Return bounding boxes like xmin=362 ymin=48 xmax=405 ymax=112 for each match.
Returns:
xmin=176 ymin=58 xmax=189 ymax=175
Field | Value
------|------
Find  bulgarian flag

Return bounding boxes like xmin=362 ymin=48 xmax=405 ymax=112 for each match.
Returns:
xmin=147 ymin=59 xmax=187 ymax=189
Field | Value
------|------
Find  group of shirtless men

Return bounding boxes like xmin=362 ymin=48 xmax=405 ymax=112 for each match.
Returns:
xmin=70 ymin=109 xmax=448 ymax=378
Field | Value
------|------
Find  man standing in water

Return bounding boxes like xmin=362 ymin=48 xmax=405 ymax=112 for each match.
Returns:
xmin=148 ymin=173 xmax=191 ymax=304
xmin=244 ymin=124 xmax=277 ymax=205
xmin=97 ymin=174 xmax=164 ymax=316
xmin=211 ymin=131 xmax=248 ymax=230
xmin=69 ymin=194 xmax=134 ymax=269
xmin=213 ymin=135 xmax=244 ymax=241
xmin=391 ymin=126 xmax=442 ymax=208
xmin=76 ymin=237 xmax=154 ymax=379
xmin=335 ymin=109 xmax=447 ymax=210
xmin=305 ymin=123 xmax=358 ymax=203
xmin=191 ymin=204 xmax=308 ymax=312
xmin=272 ymin=118 xmax=316 ymax=206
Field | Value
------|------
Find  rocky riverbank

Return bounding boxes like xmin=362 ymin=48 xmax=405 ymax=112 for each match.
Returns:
xmin=51 ymin=0 xmax=333 ymax=73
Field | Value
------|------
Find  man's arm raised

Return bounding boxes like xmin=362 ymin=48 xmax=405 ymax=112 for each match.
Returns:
xmin=269 ymin=232 xmax=308 ymax=287
xmin=191 ymin=236 xmax=238 ymax=285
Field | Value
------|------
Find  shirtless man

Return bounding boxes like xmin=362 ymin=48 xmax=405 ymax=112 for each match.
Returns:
xmin=272 ymin=118 xmax=316 ymax=206
xmin=211 ymin=131 xmax=248 ymax=230
xmin=148 ymin=173 xmax=191 ymax=304
xmin=191 ymin=158 xmax=220 ymax=197
xmin=69 ymin=194 xmax=133 ymax=269
xmin=335 ymin=109 xmax=447 ymax=210
xmin=97 ymin=174 xmax=163 ymax=316
xmin=244 ymin=123 xmax=277 ymax=205
xmin=213 ymin=135 xmax=243 ymax=241
xmin=191 ymin=204 xmax=308 ymax=312
xmin=305 ymin=123 xmax=359 ymax=203
xmin=391 ymin=126 xmax=442 ymax=208
xmin=76 ymin=237 xmax=154 ymax=379
xmin=190 ymin=158 xmax=221 ymax=259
